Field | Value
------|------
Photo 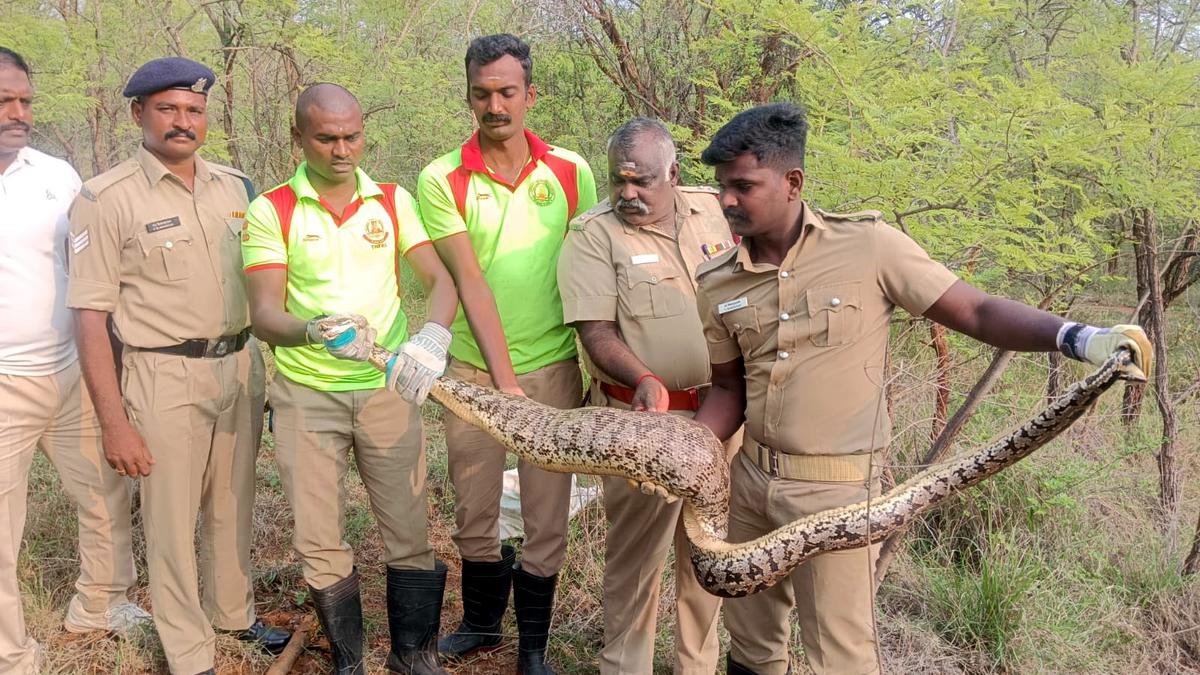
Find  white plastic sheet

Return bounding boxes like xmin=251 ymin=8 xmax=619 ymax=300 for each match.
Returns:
xmin=497 ymin=468 xmax=601 ymax=540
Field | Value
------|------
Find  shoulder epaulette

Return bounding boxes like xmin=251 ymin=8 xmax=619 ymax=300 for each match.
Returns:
xmin=208 ymin=161 xmax=249 ymax=180
xmin=696 ymin=247 xmax=738 ymax=278
xmin=679 ymin=185 xmax=719 ymax=195
xmin=816 ymin=208 xmax=883 ymax=223
xmin=569 ymin=201 xmax=614 ymax=231
xmin=78 ymin=159 xmax=140 ymax=201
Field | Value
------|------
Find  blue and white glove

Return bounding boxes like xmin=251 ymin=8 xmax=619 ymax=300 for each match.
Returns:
xmin=307 ymin=313 xmax=376 ymax=361
xmin=1056 ymin=322 xmax=1153 ymax=380
xmin=385 ymin=322 xmax=452 ymax=405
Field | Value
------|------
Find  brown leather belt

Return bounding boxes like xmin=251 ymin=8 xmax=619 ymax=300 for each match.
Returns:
xmin=600 ymin=381 xmax=702 ymax=411
xmin=137 ymin=328 xmax=250 ymax=359
xmin=745 ymin=436 xmax=877 ymax=482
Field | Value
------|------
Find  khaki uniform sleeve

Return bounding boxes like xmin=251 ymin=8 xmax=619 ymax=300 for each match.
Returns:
xmin=557 ymin=225 xmax=617 ymax=324
xmin=875 ymin=223 xmax=960 ymax=316
xmin=393 ymin=187 xmax=431 ymax=255
xmin=66 ymin=191 xmax=121 ymax=311
xmin=697 ymin=277 xmax=741 ymax=364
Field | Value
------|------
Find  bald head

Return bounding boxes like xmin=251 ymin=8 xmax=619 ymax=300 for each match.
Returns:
xmin=292 ymin=83 xmax=365 ymax=187
xmin=295 ymin=82 xmax=361 ymax=131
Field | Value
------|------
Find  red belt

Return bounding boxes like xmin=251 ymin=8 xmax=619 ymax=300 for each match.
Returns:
xmin=600 ymin=381 xmax=702 ymax=411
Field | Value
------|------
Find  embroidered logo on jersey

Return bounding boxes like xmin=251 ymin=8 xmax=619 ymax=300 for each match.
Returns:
xmin=362 ymin=218 xmax=389 ymax=248
xmin=45 ymin=189 xmax=56 ymax=201
xmin=528 ymin=179 xmax=556 ymax=207
xmin=303 ymin=234 xmax=322 ymax=242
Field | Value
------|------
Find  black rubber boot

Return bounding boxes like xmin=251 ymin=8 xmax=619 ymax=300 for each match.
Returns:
xmin=438 ymin=544 xmax=514 ymax=658
xmin=310 ymin=569 xmax=365 ymax=675
xmin=726 ymin=654 xmax=758 ymax=674
xmin=385 ymin=561 xmax=449 ymax=675
xmin=725 ymin=654 xmax=790 ymax=675
xmin=512 ymin=563 xmax=557 ymax=675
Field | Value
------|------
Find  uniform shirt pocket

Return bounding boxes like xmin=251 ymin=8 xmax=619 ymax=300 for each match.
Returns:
xmin=135 ymin=230 xmax=193 ymax=282
xmin=805 ymin=281 xmax=862 ymax=347
xmin=226 ymin=217 xmax=246 ymax=240
xmin=622 ymin=265 xmax=685 ymax=318
xmin=721 ymin=305 xmax=763 ymax=357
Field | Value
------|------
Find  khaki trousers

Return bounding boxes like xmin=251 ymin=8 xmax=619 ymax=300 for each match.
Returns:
xmin=724 ymin=452 xmax=881 ymax=675
xmin=444 ymin=358 xmax=581 ymax=577
xmin=270 ymin=374 xmax=433 ymax=590
xmin=0 ymin=361 xmax=136 ymax=675
xmin=123 ymin=347 xmax=259 ymax=675
xmin=595 ymin=388 xmax=740 ymax=675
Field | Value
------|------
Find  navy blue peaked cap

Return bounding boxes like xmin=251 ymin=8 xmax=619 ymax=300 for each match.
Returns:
xmin=123 ymin=57 xmax=216 ymax=98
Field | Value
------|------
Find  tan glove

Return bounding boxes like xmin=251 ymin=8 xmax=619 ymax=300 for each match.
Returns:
xmin=1058 ymin=322 xmax=1153 ymax=381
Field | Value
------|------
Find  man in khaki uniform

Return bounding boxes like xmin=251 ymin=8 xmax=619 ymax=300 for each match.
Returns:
xmin=0 ymin=47 xmax=150 ymax=675
xmin=67 ymin=57 xmax=287 ymax=675
xmin=557 ymin=117 xmax=739 ymax=675
xmin=691 ymin=103 xmax=1153 ymax=675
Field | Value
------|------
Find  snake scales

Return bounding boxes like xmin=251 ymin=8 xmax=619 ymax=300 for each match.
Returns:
xmin=364 ymin=345 xmax=1139 ymax=598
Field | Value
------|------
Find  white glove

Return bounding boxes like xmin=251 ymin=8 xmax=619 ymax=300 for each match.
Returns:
xmin=385 ymin=322 xmax=452 ymax=405
xmin=308 ymin=313 xmax=376 ymax=361
xmin=1057 ymin=322 xmax=1153 ymax=380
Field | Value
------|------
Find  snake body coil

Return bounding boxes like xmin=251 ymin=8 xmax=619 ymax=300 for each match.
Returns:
xmin=366 ymin=345 xmax=1138 ymax=598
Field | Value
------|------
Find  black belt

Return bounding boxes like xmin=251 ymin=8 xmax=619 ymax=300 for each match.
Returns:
xmin=138 ymin=329 xmax=250 ymax=359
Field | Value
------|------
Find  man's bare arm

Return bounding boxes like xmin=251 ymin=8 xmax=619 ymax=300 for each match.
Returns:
xmin=75 ymin=309 xmax=155 ymax=477
xmin=577 ymin=320 xmax=668 ymax=411
xmin=693 ymin=358 xmax=746 ymax=441
xmin=405 ymin=243 xmax=459 ymax=328
xmin=246 ymin=267 xmax=308 ymax=347
xmin=922 ymin=280 xmax=1062 ymax=351
xmin=431 ymin=233 xmax=523 ymax=394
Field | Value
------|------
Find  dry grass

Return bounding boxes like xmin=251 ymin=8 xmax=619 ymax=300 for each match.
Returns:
xmin=17 ymin=288 xmax=1200 ymax=674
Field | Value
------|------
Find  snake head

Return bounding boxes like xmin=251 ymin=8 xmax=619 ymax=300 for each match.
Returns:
xmin=1112 ymin=346 xmax=1147 ymax=383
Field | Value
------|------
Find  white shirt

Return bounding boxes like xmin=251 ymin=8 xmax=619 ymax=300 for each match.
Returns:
xmin=0 ymin=146 xmax=83 ymax=375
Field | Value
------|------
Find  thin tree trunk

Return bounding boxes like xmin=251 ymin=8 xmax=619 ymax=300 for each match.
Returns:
xmin=1122 ymin=207 xmax=1156 ymax=425
xmin=930 ymin=322 xmax=950 ymax=441
xmin=1131 ymin=209 xmax=1180 ymax=534
xmin=1184 ymin=511 xmax=1200 ymax=576
xmin=1046 ymin=350 xmax=1063 ymax=403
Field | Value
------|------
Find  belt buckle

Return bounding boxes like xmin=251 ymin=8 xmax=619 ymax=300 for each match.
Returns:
xmin=758 ymin=442 xmax=780 ymax=477
xmin=212 ymin=339 xmax=229 ymax=357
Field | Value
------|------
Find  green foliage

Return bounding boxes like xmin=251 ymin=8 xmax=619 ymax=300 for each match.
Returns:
xmin=4 ymin=1 xmax=1199 ymax=671
xmin=917 ymin=531 xmax=1039 ymax=669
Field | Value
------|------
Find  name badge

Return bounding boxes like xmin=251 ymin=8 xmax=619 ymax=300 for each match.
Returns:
xmin=631 ymin=253 xmax=659 ymax=265
xmin=717 ymin=297 xmax=749 ymax=314
xmin=145 ymin=216 xmax=182 ymax=233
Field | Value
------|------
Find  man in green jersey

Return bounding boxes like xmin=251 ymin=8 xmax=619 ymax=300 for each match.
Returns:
xmin=415 ymin=33 xmax=596 ymax=675
xmin=243 ymin=83 xmax=458 ymax=675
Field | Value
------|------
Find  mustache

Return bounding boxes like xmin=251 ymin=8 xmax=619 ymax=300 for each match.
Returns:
xmin=723 ymin=207 xmax=749 ymax=223
xmin=165 ymin=128 xmax=197 ymax=141
xmin=615 ymin=198 xmax=650 ymax=215
xmin=0 ymin=122 xmax=30 ymax=134
xmin=482 ymin=113 xmax=512 ymax=125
